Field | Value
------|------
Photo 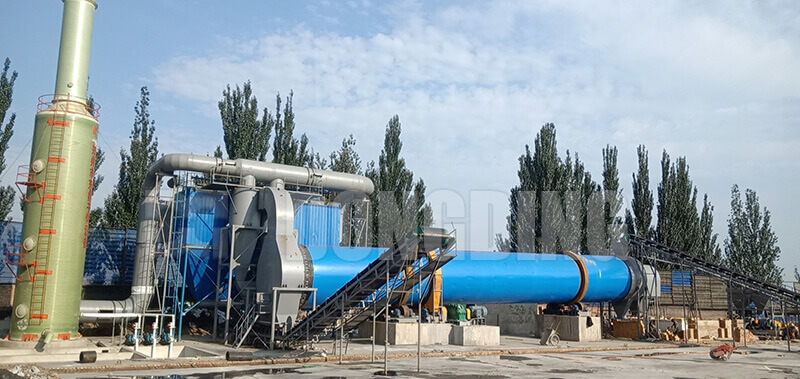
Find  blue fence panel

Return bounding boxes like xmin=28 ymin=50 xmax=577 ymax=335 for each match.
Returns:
xmin=661 ymin=285 xmax=672 ymax=294
xmin=0 ymin=221 xmax=138 ymax=286
xmin=83 ymin=228 xmax=137 ymax=285
xmin=0 ymin=222 xmax=22 ymax=284
xmin=672 ymin=271 xmax=693 ymax=286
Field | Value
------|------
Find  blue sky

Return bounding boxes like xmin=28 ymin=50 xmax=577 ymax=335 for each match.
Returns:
xmin=2 ymin=1 xmax=799 ymax=279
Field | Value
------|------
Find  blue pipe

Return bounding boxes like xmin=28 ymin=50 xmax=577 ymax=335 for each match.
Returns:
xmin=307 ymin=247 xmax=633 ymax=306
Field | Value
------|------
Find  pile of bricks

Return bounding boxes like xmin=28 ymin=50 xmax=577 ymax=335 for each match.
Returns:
xmin=612 ymin=317 xmax=755 ymax=342
xmin=687 ymin=318 xmax=755 ymax=342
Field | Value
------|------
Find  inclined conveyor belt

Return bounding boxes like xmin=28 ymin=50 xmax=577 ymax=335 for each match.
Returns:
xmin=279 ymin=228 xmax=456 ymax=348
xmin=629 ymin=236 xmax=800 ymax=307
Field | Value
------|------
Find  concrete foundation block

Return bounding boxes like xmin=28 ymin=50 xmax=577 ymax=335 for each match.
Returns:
xmin=450 ymin=325 xmax=500 ymax=346
xmin=358 ymin=322 xmax=453 ymax=345
xmin=484 ymin=303 xmax=538 ymax=336
xmin=535 ymin=315 xmax=602 ymax=342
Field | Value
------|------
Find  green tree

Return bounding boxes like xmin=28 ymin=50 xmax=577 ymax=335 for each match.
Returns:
xmin=602 ymin=145 xmax=623 ymax=249
xmin=272 ymin=91 xmax=314 ymax=166
xmin=497 ymin=124 xmax=563 ymax=253
xmin=329 ymin=135 xmax=366 ymax=246
xmin=631 ymin=145 xmax=653 ymax=238
xmin=497 ymin=124 xmax=603 ymax=254
xmin=698 ymin=194 xmax=722 ymax=263
xmin=624 ymin=209 xmax=636 ymax=236
xmin=87 ymin=92 xmax=105 ymax=227
xmin=654 ymin=150 xmax=721 ymax=262
xmin=101 ymin=86 xmax=158 ymax=229
xmin=656 ymin=150 xmax=699 ymax=254
xmin=218 ymin=81 xmax=272 ymax=160
xmin=88 ymin=147 xmax=105 ymax=227
xmin=329 ymin=134 xmax=361 ymax=174
xmin=0 ymin=58 xmax=17 ymax=221
xmin=724 ymin=185 xmax=782 ymax=284
xmin=366 ymin=115 xmax=432 ymax=246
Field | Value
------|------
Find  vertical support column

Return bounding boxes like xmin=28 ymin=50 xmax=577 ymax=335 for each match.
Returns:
xmin=150 ymin=317 xmax=159 ymax=358
xmin=339 ymin=298 xmax=344 ymax=364
xmin=224 ymin=225 xmax=237 ymax=344
xmin=213 ymin=227 xmax=224 ymax=342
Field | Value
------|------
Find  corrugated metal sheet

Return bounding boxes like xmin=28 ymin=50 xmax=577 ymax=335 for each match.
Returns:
xmin=661 ymin=285 xmax=672 ymax=293
xmin=185 ymin=189 xmax=228 ymax=247
xmin=182 ymin=188 xmax=228 ymax=300
xmin=294 ymin=203 xmax=341 ymax=247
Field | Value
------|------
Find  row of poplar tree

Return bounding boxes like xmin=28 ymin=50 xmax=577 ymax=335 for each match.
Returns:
xmin=499 ymin=123 xmax=783 ymax=284
xmin=0 ymin=58 xmax=786 ymax=284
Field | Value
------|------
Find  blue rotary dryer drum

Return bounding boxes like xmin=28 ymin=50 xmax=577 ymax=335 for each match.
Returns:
xmin=307 ymin=247 xmax=633 ymax=307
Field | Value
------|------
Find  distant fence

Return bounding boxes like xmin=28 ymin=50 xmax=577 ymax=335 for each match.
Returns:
xmin=0 ymin=222 xmax=137 ymax=286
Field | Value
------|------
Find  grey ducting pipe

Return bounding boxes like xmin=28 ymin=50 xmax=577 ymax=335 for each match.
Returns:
xmin=81 ymin=154 xmax=374 ymax=318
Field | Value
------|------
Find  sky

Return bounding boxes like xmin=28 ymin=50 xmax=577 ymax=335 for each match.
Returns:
xmin=1 ymin=1 xmax=798 ymax=279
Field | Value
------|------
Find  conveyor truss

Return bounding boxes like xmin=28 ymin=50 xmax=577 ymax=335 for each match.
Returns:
xmin=628 ymin=236 xmax=800 ymax=308
xmin=276 ymin=227 xmax=456 ymax=349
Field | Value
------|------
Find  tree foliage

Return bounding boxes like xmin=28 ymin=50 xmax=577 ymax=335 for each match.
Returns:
xmin=101 ymin=86 xmax=158 ymax=229
xmin=656 ymin=151 xmax=699 ymax=253
xmin=602 ymin=144 xmax=624 ymax=249
xmin=329 ymin=134 xmax=361 ymax=174
xmin=655 ymin=150 xmax=720 ymax=263
xmin=0 ymin=58 xmax=17 ymax=221
xmin=724 ymin=185 xmax=782 ymax=284
xmin=698 ymin=194 xmax=722 ymax=263
xmin=496 ymin=124 xmax=620 ymax=254
xmin=218 ymin=81 xmax=272 ymax=161
xmin=366 ymin=115 xmax=432 ymax=246
xmin=630 ymin=144 xmax=653 ymax=238
xmin=272 ymin=91 xmax=316 ymax=167
xmin=329 ymin=134 xmax=367 ymax=246
xmin=88 ymin=147 xmax=105 ymax=227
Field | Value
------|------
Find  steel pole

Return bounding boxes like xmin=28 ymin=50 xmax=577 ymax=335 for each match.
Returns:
xmin=384 ymin=268 xmax=389 ymax=375
xmin=417 ymin=259 xmax=422 ymax=372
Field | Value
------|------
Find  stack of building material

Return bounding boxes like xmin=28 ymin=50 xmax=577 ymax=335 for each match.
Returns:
xmin=690 ymin=318 xmax=723 ymax=339
xmin=612 ymin=320 xmax=644 ymax=339
xmin=734 ymin=327 xmax=757 ymax=343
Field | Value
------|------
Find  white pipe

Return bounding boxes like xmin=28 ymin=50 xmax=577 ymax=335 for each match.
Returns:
xmin=81 ymin=154 xmax=374 ymax=318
